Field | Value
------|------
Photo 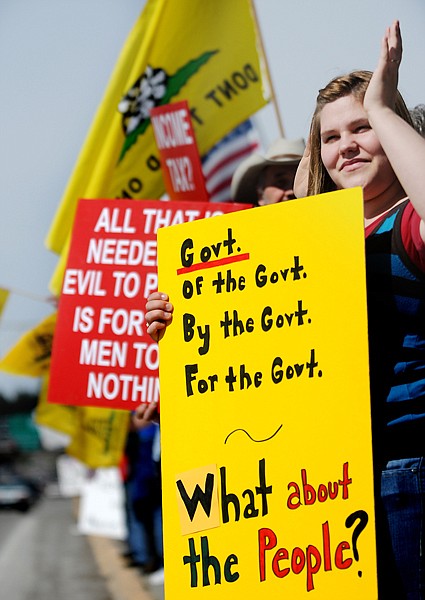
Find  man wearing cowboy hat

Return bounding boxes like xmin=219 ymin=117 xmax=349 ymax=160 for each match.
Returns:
xmin=230 ymin=137 xmax=305 ymax=206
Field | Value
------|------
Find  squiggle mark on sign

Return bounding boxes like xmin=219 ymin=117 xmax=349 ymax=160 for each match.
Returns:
xmin=224 ymin=424 xmax=283 ymax=445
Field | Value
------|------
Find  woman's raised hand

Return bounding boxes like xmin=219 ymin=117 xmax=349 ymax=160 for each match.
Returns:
xmin=364 ymin=20 xmax=402 ymax=115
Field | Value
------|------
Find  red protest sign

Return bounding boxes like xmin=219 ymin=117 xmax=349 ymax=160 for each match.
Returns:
xmin=150 ymin=100 xmax=209 ymax=202
xmin=48 ymin=198 xmax=248 ymax=410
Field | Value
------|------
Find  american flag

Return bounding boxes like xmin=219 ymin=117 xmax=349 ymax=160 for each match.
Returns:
xmin=201 ymin=120 xmax=262 ymax=204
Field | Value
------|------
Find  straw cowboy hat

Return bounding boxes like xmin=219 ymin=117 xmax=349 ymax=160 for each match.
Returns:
xmin=231 ymin=137 xmax=305 ymax=204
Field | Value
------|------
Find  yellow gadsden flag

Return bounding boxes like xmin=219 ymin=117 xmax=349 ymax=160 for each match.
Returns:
xmin=45 ymin=0 xmax=269 ymax=293
xmin=35 ymin=375 xmax=78 ymax=438
xmin=0 ymin=288 xmax=10 ymax=318
xmin=0 ymin=312 xmax=56 ymax=376
xmin=66 ymin=407 xmax=130 ymax=468
xmin=35 ymin=378 xmax=128 ymax=468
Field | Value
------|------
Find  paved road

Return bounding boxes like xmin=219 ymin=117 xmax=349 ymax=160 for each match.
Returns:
xmin=0 ymin=495 xmax=163 ymax=600
xmin=0 ymin=497 xmax=111 ymax=599
xmin=0 ymin=508 xmax=21 ymax=547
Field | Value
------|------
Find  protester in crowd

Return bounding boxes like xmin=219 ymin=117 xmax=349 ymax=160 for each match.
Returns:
xmin=120 ymin=419 xmax=163 ymax=581
xmin=230 ymin=137 xmax=305 ymax=206
xmin=140 ymin=20 xmax=425 ymax=598
xmin=131 ymin=421 xmax=163 ymax=580
xmin=121 ymin=425 xmax=151 ymax=570
xmin=410 ymin=103 xmax=425 ymax=138
xmin=298 ymin=20 xmax=425 ymax=598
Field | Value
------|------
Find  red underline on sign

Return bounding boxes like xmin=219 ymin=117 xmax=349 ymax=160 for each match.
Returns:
xmin=177 ymin=253 xmax=250 ymax=275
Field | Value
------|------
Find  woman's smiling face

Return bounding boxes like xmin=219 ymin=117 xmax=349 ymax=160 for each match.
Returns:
xmin=319 ymin=94 xmax=398 ymax=202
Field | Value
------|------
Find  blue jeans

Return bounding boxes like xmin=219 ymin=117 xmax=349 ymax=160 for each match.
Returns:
xmin=380 ymin=457 xmax=425 ymax=599
xmin=125 ymin=479 xmax=150 ymax=564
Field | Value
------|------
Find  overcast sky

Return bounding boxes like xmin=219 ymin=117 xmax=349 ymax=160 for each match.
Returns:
xmin=1 ymin=0 xmax=425 ymax=397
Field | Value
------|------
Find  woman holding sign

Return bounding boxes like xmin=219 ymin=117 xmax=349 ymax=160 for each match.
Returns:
xmin=141 ymin=21 xmax=425 ymax=598
xmin=295 ymin=20 xmax=425 ymax=599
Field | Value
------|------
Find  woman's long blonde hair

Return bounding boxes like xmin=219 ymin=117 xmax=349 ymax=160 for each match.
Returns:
xmin=307 ymin=70 xmax=413 ymax=196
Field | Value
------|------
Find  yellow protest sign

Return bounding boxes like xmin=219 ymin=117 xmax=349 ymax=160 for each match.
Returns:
xmin=157 ymin=188 xmax=378 ymax=598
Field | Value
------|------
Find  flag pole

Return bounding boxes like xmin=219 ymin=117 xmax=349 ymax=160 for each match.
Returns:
xmin=250 ymin=0 xmax=285 ymax=138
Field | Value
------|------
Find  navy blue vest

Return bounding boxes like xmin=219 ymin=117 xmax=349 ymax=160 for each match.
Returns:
xmin=366 ymin=200 xmax=425 ymax=460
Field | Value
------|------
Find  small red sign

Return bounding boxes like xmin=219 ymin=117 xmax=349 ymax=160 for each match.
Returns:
xmin=150 ymin=101 xmax=209 ymax=202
